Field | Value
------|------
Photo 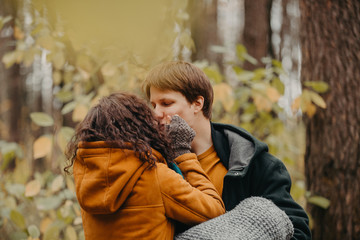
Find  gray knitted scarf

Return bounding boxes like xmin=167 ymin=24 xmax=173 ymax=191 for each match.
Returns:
xmin=175 ymin=197 xmax=294 ymax=240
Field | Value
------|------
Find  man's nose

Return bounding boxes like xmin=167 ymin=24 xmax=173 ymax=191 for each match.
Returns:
xmin=153 ymin=106 xmax=164 ymax=119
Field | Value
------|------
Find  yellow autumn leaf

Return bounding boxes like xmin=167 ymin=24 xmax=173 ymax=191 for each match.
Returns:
xmin=33 ymin=136 xmax=52 ymax=159
xmin=51 ymin=175 xmax=64 ymax=193
xmin=72 ymin=104 xmax=88 ymax=122
xmin=213 ymin=83 xmax=234 ymax=112
xmin=13 ymin=26 xmax=25 ymax=40
xmin=266 ymin=86 xmax=281 ymax=103
xmin=76 ymin=54 xmax=93 ymax=73
xmin=73 ymin=217 xmax=82 ymax=225
xmin=253 ymin=93 xmax=272 ymax=112
xmin=300 ymin=90 xmax=312 ymax=113
xmin=53 ymin=71 xmax=62 ymax=86
xmin=65 ymin=226 xmax=77 ymax=240
xmin=179 ymin=31 xmax=195 ymax=50
xmin=306 ymin=103 xmax=317 ymax=118
xmin=291 ymin=96 xmax=301 ymax=112
xmin=77 ymin=67 xmax=90 ymax=80
xmin=40 ymin=217 xmax=53 ymax=233
xmin=101 ymin=62 xmax=118 ymax=77
xmin=36 ymin=35 xmax=55 ymax=50
xmin=2 ymin=51 xmax=23 ymax=68
xmin=25 ymin=180 xmax=41 ymax=197
xmin=23 ymin=47 xmax=37 ymax=67
xmin=66 ymin=176 xmax=76 ymax=192
xmin=52 ymin=51 xmax=65 ymax=70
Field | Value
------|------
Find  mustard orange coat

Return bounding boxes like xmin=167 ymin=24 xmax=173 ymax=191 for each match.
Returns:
xmin=73 ymin=141 xmax=225 ymax=240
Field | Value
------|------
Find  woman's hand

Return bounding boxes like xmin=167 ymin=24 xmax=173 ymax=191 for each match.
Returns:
xmin=166 ymin=115 xmax=196 ymax=159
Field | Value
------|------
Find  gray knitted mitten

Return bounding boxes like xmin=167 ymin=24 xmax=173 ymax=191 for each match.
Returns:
xmin=175 ymin=197 xmax=294 ymax=240
xmin=167 ymin=115 xmax=196 ymax=159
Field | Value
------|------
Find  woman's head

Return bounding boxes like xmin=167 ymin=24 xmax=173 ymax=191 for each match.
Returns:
xmin=64 ymin=92 xmax=173 ymax=173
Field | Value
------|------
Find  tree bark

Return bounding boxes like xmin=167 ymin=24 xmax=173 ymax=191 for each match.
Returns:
xmin=188 ymin=0 xmax=222 ymax=66
xmin=243 ymin=0 xmax=273 ymax=70
xmin=300 ymin=0 xmax=360 ymax=239
xmin=0 ymin=0 xmax=22 ymax=143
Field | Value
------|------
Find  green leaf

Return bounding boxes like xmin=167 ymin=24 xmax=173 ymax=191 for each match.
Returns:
xmin=35 ymin=196 xmax=63 ymax=211
xmin=28 ymin=224 xmax=40 ymax=238
xmin=44 ymin=225 xmax=60 ymax=240
xmin=5 ymin=183 xmax=25 ymax=198
xmin=78 ymin=230 xmax=85 ymax=240
xmin=236 ymin=44 xmax=247 ymax=62
xmin=61 ymin=101 xmax=77 ymax=115
xmin=309 ymin=91 xmax=326 ymax=108
xmin=290 ymin=180 xmax=306 ymax=200
xmin=56 ymin=90 xmax=74 ymax=103
xmin=237 ymin=70 xmax=254 ymax=82
xmin=5 ymin=196 xmax=17 ymax=209
xmin=243 ymin=53 xmax=257 ymax=65
xmin=307 ymin=195 xmax=330 ymax=209
xmin=2 ymin=51 xmax=17 ymax=68
xmin=2 ymin=151 xmax=14 ymax=170
xmin=0 ymin=15 xmax=12 ymax=30
xmin=57 ymin=127 xmax=75 ymax=152
xmin=10 ymin=210 xmax=26 ymax=229
xmin=30 ymin=112 xmax=54 ymax=127
xmin=271 ymin=77 xmax=285 ymax=95
xmin=210 ymin=45 xmax=227 ymax=53
xmin=304 ymin=81 xmax=329 ymax=93
xmin=253 ymin=68 xmax=265 ymax=81
xmin=272 ymin=59 xmax=283 ymax=69
xmin=60 ymin=127 xmax=75 ymax=142
xmin=232 ymin=66 xmax=243 ymax=75
xmin=0 ymin=141 xmax=22 ymax=170
xmin=9 ymin=231 xmax=28 ymax=240
xmin=179 ymin=31 xmax=195 ymax=50
xmin=203 ymin=67 xmax=223 ymax=84
xmin=65 ymin=225 xmax=77 ymax=240
xmin=240 ymin=113 xmax=254 ymax=123
xmin=261 ymin=57 xmax=272 ymax=65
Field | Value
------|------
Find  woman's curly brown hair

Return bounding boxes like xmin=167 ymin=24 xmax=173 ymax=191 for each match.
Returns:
xmin=64 ymin=92 xmax=174 ymax=174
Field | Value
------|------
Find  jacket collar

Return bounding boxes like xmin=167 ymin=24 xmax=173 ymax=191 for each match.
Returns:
xmin=210 ymin=122 xmax=268 ymax=174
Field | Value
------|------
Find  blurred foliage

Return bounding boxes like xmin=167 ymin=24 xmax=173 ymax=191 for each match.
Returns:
xmin=0 ymin=171 xmax=82 ymax=240
xmin=0 ymin=0 xmax=329 ymax=239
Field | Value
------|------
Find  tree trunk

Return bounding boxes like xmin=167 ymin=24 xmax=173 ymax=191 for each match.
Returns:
xmin=188 ymin=0 xmax=222 ymax=66
xmin=243 ymin=0 xmax=273 ymax=70
xmin=0 ymin=0 xmax=22 ymax=143
xmin=300 ymin=1 xmax=360 ymax=239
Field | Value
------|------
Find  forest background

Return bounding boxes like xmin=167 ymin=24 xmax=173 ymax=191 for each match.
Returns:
xmin=0 ymin=0 xmax=359 ymax=239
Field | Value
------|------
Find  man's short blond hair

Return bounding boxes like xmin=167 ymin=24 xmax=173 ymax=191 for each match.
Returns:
xmin=143 ymin=61 xmax=213 ymax=119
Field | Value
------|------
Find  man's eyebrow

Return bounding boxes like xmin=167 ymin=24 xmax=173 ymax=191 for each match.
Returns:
xmin=157 ymin=97 xmax=170 ymax=101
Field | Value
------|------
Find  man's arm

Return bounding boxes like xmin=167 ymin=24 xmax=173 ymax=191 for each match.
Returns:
xmin=175 ymin=196 xmax=294 ymax=240
xmin=254 ymin=152 xmax=311 ymax=240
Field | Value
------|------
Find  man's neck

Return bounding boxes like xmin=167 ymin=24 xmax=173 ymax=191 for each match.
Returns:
xmin=191 ymin=118 xmax=213 ymax=155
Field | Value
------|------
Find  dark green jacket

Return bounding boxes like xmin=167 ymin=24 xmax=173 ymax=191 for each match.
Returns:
xmin=211 ymin=122 xmax=311 ymax=240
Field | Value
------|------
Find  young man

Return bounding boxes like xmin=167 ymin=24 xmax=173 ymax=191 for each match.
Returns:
xmin=143 ymin=61 xmax=311 ymax=240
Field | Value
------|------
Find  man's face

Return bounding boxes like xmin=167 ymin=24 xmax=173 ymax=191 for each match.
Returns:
xmin=149 ymin=86 xmax=197 ymax=127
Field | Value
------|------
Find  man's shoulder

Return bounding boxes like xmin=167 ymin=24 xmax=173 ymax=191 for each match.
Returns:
xmin=211 ymin=122 xmax=248 ymax=134
xmin=211 ymin=122 xmax=266 ymax=149
xmin=210 ymin=122 xmax=270 ymax=170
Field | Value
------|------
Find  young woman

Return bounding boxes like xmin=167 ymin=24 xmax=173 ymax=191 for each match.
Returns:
xmin=64 ymin=92 xmax=224 ymax=240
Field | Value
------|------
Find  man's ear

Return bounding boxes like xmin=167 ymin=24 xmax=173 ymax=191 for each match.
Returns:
xmin=193 ymin=96 xmax=204 ymax=113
